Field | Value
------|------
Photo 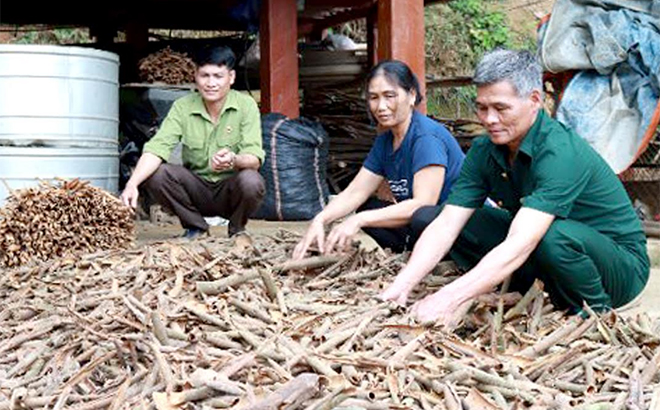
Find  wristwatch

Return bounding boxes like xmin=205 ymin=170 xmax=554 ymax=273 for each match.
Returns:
xmin=229 ymin=152 xmax=237 ymax=169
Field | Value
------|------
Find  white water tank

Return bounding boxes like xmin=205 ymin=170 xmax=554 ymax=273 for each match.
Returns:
xmin=0 ymin=44 xmax=119 ymax=205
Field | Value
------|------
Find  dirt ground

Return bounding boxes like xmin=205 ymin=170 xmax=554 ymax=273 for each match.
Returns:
xmin=137 ymin=219 xmax=660 ymax=320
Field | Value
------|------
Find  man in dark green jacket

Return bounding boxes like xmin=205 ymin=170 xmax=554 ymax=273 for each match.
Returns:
xmin=121 ymin=46 xmax=265 ymax=238
xmin=382 ymin=49 xmax=649 ymax=325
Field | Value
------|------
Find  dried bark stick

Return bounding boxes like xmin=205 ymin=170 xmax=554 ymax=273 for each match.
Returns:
xmin=519 ymin=318 xmax=582 ymax=357
xmin=242 ymin=373 xmax=321 ymax=410
xmin=197 ymin=270 xmax=260 ymax=295
xmin=275 ymin=256 xmax=342 ymax=272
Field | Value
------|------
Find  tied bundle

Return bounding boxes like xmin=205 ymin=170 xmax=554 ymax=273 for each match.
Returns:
xmin=138 ymin=47 xmax=196 ymax=85
xmin=0 ymin=179 xmax=135 ymax=267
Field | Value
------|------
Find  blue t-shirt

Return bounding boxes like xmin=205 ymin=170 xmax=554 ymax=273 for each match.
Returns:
xmin=363 ymin=111 xmax=465 ymax=204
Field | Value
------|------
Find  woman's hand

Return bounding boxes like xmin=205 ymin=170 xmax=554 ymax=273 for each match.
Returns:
xmin=380 ymin=279 xmax=412 ymax=306
xmin=325 ymin=215 xmax=363 ymax=254
xmin=292 ymin=218 xmax=326 ymax=260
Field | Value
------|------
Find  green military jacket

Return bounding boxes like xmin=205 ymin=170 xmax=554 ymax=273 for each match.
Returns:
xmin=143 ymin=90 xmax=265 ymax=182
xmin=447 ymin=109 xmax=647 ymax=249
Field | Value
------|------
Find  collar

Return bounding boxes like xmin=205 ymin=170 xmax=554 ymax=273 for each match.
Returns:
xmin=190 ymin=90 xmax=239 ymax=122
xmin=407 ymin=110 xmax=420 ymax=139
xmin=518 ymin=109 xmax=545 ymax=158
xmin=386 ymin=110 xmax=420 ymax=151
xmin=490 ymin=109 xmax=545 ymax=169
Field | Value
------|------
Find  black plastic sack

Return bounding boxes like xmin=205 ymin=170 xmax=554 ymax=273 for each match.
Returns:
xmin=119 ymin=87 xmax=190 ymax=189
xmin=254 ymin=113 xmax=330 ymax=221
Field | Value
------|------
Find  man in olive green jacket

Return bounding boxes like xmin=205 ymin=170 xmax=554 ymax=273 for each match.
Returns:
xmin=121 ymin=46 xmax=265 ymax=238
xmin=382 ymin=49 xmax=649 ymax=326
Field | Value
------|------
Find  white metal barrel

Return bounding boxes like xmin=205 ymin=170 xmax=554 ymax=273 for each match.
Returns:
xmin=0 ymin=147 xmax=119 ymax=204
xmin=0 ymin=45 xmax=119 ymax=205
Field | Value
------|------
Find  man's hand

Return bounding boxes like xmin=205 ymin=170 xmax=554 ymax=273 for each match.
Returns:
xmin=410 ymin=289 xmax=472 ymax=328
xmin=324 ymin=215 xmax=363 ymax=254
xmin=120 ymin=184 xmax=139 ymax=210
xmin=292 ymin=218 xmax=326 ymax=260
xmin=210 ymin=148 xmax=236 ymax=172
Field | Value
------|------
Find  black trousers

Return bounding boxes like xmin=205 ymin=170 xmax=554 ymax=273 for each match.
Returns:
xmin=357 ymin=198 xmax=434 ymax=253
xmin=143 ymin=164 xmax=265 ymax=236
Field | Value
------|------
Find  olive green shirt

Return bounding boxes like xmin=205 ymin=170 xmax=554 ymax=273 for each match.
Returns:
xmin=447 ymin=109 xmax=646 ymax=247
xmin=143 ymin=90 xmax=265 ymax=182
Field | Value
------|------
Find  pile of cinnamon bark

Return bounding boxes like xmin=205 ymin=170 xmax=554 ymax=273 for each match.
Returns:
xmin=0 ymin=231 xmax=658 ymax=409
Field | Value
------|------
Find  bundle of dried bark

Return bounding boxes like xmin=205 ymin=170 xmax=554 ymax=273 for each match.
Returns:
xmin=0 ymin=179 xmax=134 ymax=268
xmin=138 ymin=47 xmax=196 ymax=85
xmin=0 ymin=231 xmax=658 ymax=410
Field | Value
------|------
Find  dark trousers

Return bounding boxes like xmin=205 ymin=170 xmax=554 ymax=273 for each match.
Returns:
xmin=411 ymin=205 xmax=649 ymax=312
xmin=357 ymin=198 xmax=424 ymax=253
xmin=143 ymin=164 xmax=265 ymax=236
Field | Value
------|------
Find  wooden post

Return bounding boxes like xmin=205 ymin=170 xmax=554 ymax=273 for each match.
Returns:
xmin=377 ymin=0 xmax=426 ymax=113
xmin=259 ymin=0 xmax=300 ymax=118
xmin=367 ymin=4 xmax=378 ymax=68
xmin=90 ymin=24 xmax=116 ymax=49
xmin=125 ymin=21 xmax=149 ymax=83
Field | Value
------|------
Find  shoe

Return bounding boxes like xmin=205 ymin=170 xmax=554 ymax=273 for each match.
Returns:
xmin=228 ymin=222 xmax=245 ymax=238
xmin=182 ymin=228 xmax=208 ymax=239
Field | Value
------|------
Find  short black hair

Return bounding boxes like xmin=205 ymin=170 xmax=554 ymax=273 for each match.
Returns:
xmin=194 ymin=46 xmax=236 ymax=70
xmin=365 ymin=60 xmax=423 ymax=106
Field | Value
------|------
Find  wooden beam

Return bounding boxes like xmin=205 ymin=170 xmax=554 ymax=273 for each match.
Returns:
xmin=260 ymin=0 xmax=299 ymax=118
xmin=377 ymin=0 xmax=426 ymax=113
xmin=426 ymin=76 xmax=473 ymax=89
xmin=425 ymin=0 xmax=452 ymax=4
xmin=303 ymin=0 xmax=373 ymax=11
xmin=298 ymin=5 xmax=372 ymax=36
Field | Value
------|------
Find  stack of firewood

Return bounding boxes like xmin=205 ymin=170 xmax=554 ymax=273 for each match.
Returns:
xmin=0 ymin=179 xmax=135 ymax=268
xmin=0 ymin=231 xmax=658 ymax=409
xmin=138 ymin=47 xmax=196 ymax=85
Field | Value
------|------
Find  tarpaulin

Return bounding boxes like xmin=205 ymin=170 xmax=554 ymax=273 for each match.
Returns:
xmin=539 ymin=0 xmax=660 ymax=173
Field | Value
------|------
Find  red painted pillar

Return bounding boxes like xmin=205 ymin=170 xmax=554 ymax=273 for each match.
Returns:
xmin=377 ymin=0 xmax=426 ymax=113
xmin=260 ymin=0 xmax=300 ymax=118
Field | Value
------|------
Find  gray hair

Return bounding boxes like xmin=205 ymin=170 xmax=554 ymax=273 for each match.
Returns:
xmin=473 ymin=49 xmax=542 ymax=98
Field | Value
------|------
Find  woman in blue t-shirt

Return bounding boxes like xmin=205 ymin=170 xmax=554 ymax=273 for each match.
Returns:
xmin=293 ymin=60 xmax=465 ymax=258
